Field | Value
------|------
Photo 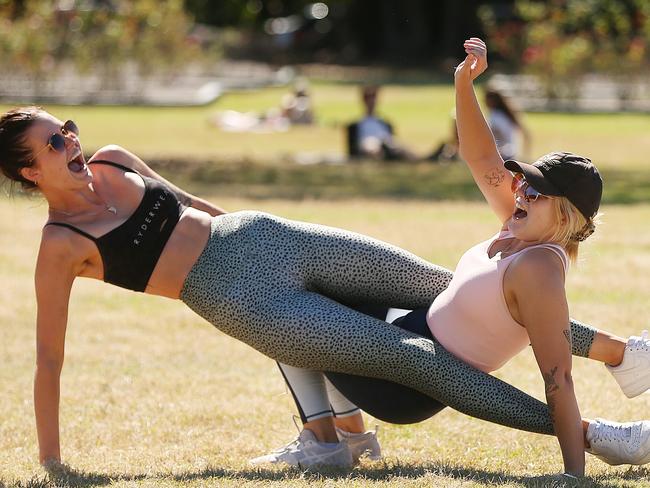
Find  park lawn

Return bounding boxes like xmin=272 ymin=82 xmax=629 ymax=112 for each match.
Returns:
xmin=1 ymin=82 xmax=649 ymax=171
xmin=4 ymin=83 xmax=649 ymax=205
xmin=1 ymin=195 xmax=650 ymax=488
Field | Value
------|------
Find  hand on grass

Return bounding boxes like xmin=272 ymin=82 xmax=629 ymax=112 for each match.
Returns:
xmin=42 ymin=458 xmax=71 ymax=477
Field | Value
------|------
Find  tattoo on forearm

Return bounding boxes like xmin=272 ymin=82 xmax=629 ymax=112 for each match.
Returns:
xmin=543 ymin=366 xmax=560 ymax=395
xmin=547 ymin=394 xmax=557 ymax=422
xmin=563 ymin=329 xmax=572 ymax=346
xmin=484 ymin=168 xmax=506 ymax=187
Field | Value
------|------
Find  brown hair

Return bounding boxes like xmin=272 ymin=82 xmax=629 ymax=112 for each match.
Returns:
xmin=485 ymin=89 xmax=522 ymax=129
xmin=0 ymin=106 xmax=46 ymax=191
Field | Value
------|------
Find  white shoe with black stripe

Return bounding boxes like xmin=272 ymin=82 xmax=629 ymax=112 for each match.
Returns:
xmin=249 ymin=429 xmax=354 ymax=468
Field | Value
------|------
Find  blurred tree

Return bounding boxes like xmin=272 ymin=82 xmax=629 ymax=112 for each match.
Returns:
xmin=0 ymin=0 xmax=210 ymax=90
xmin=184 ymin=0 xmax=267 ymax=26
xmin=183 ymin=0 xmax=486 ymax=67
xmin=479 ymin=0 xmax=650 ymax=96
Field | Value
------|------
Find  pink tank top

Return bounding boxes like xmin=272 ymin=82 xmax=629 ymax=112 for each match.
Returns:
xmin=426 ymin=230 xmax=568 ymax=373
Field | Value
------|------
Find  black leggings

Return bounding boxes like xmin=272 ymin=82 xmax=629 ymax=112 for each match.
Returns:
xmin=325 ymin=306 xmax=447 ymax=424
xmin=322 ymin=305 xmax=598 ymax=425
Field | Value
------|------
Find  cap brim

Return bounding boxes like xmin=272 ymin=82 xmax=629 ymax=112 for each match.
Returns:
xmin=504 ymin=160 xmax=562 ymax=196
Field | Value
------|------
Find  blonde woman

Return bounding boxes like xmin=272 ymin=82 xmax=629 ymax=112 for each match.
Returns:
xmin=259 ymin=38 xmax=650 ymax=478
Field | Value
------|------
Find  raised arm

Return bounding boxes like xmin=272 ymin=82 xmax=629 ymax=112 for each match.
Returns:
xmin=454 ymin=38 xmax=514 ymax=223
xmin=33 ymin=230 xmax=79 ymax=465
xmin=506 ymin=249 xmax=584 ymax=476
xmin=89 ymin=145 xmax=227 ymax=217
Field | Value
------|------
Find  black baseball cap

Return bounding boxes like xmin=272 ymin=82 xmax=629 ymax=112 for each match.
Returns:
xmin=504 ymin=151 xmax=602 ymax=220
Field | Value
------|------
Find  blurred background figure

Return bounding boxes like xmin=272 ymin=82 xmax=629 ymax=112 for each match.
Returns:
xmin=209 ymin=107 xmax=290 ymax=133
xmin=346 ymin=85 xmax=415 ymax=161
xmin=484 ymin=87 xmax=531 ymax=161
xmin=210 ymin=77 xmax=315 ymax=133
xmin=281 ymin=77 xmax=315 ymax=125
xmin=427 ymin=110 xmax=460 ymax=163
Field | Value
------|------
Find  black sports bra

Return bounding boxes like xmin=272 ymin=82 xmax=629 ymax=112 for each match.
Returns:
xmin=46 ymin=160 xmax=188 ymax=292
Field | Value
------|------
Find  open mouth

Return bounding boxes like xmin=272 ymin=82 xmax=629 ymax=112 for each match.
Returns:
xmin=513 ymin=208 xmax=528 ymax=220
xmin=67 ymin=147 xmax=86 ymax=173
xmin=513 ymin=201 xmax=528 ymax=220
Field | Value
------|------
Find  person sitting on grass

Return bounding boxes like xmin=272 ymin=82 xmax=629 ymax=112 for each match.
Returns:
xmin=346 ymin=85 xmax=416 ymax=161
xmin=485 ymin=86 xmax=532 ymax=162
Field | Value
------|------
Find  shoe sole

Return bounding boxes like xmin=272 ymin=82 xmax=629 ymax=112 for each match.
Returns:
xmin=617 ymin=379 xmax=650 ymax=398
xmin=589 ymin=447 xmax=650 ymax=466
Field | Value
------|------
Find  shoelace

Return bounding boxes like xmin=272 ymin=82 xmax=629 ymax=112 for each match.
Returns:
xmin=630 ymin=330 xmax=650 ymax=351
xmin=270 ymin=437 xmax=301 ymax=454
xmin=267 ymin=418 xmax=305 ymax=455
xmin=291 ymin=414 xmax=303 ymax=434
xmin=268 ymin=415 xmax=310 ymax=455
xmin=593 ymin=423 xmax=632 ymax=444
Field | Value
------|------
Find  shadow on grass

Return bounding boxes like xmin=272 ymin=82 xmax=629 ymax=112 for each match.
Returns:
xmin=6 ymin=158 xmax=650 ymax=204
xmin=151 ymin=157 xmax=650 ymax=204
xmin=10 ymin=462 xmax=649 ymax=488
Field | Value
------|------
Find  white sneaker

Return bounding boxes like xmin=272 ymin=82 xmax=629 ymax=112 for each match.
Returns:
xmin=336 ymin=426 xmax=382 ymax=462
xmin=606 ymin=330 xmax=650 ymax=398
xmin=249 ymin=429 xmax=354 ymax=468
xmin=586 ymin=419 xmax=650 ymax=465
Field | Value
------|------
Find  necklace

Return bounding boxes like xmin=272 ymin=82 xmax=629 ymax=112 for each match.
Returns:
xmin=51 ymin=203 xmax=117 ymax=216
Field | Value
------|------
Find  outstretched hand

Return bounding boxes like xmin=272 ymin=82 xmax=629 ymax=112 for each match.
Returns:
xmin=454 ymin=37 xmax=488 ymax=82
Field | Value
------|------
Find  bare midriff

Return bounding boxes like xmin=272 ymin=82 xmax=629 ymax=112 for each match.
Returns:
xmin=142 ymin=207 xmax=213 ymax=298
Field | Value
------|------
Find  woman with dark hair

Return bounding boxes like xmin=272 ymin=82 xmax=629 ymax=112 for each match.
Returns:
xmin=485 ymin=87 xmax=532 ymax=161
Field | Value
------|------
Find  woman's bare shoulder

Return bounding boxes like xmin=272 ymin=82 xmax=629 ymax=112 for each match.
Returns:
xmin=39 ymin=225 xmax=92 ymax=270
xmin=508 ymin=246 xmax=565 ymax=288
xmin=89 ymin=145 xmax=139 ymax=169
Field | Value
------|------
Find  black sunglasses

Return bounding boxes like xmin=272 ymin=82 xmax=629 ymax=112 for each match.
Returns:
xmin=28 ymin=120 xmax=79 ymax=163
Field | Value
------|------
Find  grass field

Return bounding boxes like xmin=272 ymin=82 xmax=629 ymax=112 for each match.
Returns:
xmin=3 ymin=83 xmax=649 ymax=168
xmin=5 ymin=82 xmax=649 ymax=205
xmin=2 ymin=194 xmax=650 ymax=488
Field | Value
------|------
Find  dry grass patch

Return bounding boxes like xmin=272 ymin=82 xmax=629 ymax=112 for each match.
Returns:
xmin=1 ymin=196 xmax=649 ymax=487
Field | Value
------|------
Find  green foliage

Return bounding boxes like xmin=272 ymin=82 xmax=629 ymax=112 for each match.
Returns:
xmin=479 ymin=0 xmax=650 ymax=95
xmin=0 ymin=0 xmax=211 ymax=82
xmin=184 ymin=0 xmax=332 ymax=26
xmin=184 ymin=0 xmax=264 ymax=27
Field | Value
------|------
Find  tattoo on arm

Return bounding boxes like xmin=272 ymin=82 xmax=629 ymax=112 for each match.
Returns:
xmin=544 ymin=366 xmax=560 ymax=422
xmin=563 ymin=329 xmax=572 ymax=346
xmin=484 ymin=168 xmax=506 ymax=187
xmin=547 ymin=394 xmax=556 ymax=422
xmin=543 ymin=366 xmax=560 ymax=396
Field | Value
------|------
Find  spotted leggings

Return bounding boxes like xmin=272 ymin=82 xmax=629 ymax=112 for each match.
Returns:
xmin=180 ymin=211 xmax=586 ymax=435
xmin=284 ymin=310 xmax=597 ymax=426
